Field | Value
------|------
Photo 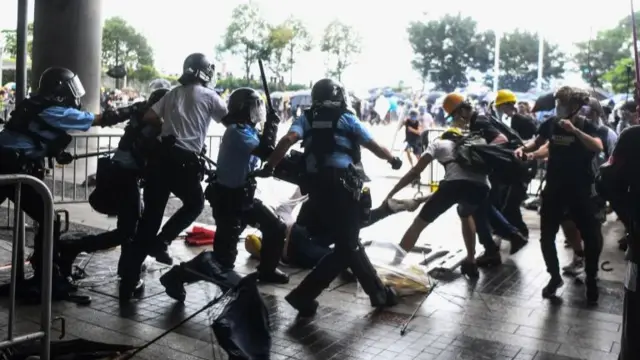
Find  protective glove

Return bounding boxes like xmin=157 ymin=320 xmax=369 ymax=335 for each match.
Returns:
xmin=389 ymin=156 xmax=403 ymax=170
xmin=251 ymin=164 xmax=274 ymax=178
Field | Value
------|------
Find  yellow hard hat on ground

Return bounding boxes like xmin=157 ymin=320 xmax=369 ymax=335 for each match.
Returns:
xmin=245 ymin=234 xmax=262 ymax=259
xmin=495 ymin=89 xmax=517 ymax=106
xmin=442 ymin=93 xmax=466 ymax=115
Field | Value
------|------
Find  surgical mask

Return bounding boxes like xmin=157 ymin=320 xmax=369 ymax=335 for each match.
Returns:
xmin=555 ymin=104 xmax=572 ymax=119
xmin=409 ymin=114 xmax=418 ymax=121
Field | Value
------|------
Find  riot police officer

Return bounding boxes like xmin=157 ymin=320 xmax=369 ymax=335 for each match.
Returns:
xmin=515 ymin=86 xmax=603 ymax=303
xmin=57 ymin=80 xmax=171 ymax=294
xmin=158 ymin=88 xmax=289 ymax=302
xmin=0 ymin=66 xmax=128 ymax=300
xmin=258 ymin=78 xmax=403 ymax=317
xmin=118 ymin=53 xmax=228 ymax=301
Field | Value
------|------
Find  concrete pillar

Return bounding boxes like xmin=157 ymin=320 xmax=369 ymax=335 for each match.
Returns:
xmin=32 ymin=0 xmax=103 ymax=113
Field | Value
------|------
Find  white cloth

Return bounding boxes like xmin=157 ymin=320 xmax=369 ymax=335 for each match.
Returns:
xmin=423 ymin=139 xmax=489 ymax=186
xmin=152 ymin=84 xmax=228 ymax=153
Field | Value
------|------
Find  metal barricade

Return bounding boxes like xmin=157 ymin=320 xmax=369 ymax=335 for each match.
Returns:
xmin=47 ymin=133 xmax=223 ymax=204
xmin=0 ymin=175 xmax=54 ymax=360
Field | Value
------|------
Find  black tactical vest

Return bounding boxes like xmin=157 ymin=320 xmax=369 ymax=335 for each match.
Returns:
xmin=3 ymin=97 xmax=73 ymax=160
xmin=302 ymin=108 xmax=361 ymax=168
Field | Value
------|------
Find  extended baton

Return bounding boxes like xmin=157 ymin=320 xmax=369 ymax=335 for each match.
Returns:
xmin=258 ymin=59 xmax=274 ymax=113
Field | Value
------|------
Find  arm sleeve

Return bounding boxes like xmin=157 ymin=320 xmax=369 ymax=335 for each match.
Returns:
xmin=422 ymin=140 xmax=440 ymax=159
xmin=40 ymin=107 xmax=95 ymax=132
xmin=351 ymin=116 xmax=373 ymax=144
xmin=209 ymin=92 xmax=228 ymax=123
xmin=288 ymin=114 xmax=306 ymax=138
xmin=150 ymin=93 xmax=167 ymax=118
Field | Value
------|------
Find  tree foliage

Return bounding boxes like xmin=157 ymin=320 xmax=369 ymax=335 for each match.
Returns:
xmin=407 ymin=14 xmax=489 ymax=92
xmin=102 ymin=17 xmax=154 ymax=68
xmin=218 ymin=3 xmax=268 ymax=81
xmin=602 ymin=57 xmax=635 ymax=93
xmin=485 ymin=30 xmax=565 ymax=92
xmin=320 ymin=20 xmax=361 ymax=81
xmin=261 ymin=17 xmax=313 ymax=84
xmin=0 ymin=23 xmax=34 ymax=59
xmin=574 ymin=28 xmax=628 ymax=87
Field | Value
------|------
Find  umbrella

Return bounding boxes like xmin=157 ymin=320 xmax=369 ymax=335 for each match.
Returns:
xmin=426 ymin=91 xmax=445 ymax=104
xmin=531 ymin=92 xmax=555 ymax=112
xmin=3 ymin=82 xmax=16 ymax=90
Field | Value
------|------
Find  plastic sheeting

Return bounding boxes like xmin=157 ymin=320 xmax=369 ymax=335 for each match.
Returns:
xmin=359 ymin=241 xmax=433 ymax=297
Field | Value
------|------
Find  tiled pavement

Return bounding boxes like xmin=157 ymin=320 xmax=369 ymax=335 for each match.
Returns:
xmin=0 ymin=181 xmax=627 ymax=360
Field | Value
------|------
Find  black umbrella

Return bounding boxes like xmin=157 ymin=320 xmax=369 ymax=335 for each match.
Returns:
xmin=531 ymin=92 xmax=555 ymax=112
xmin=426 ymin=91 xmax=445 ymax=104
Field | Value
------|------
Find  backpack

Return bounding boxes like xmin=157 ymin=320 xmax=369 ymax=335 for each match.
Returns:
xmin=446 ymin=132 xmax=531 ymax=183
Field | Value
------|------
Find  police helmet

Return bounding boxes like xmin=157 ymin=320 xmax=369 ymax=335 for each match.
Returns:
xmin=221 ymin=87 xmax=266 ymax=126
xmin=148 ymin=88 xmax=169 ymax=107
xmin=311 ymin=78 xmax=349 ymax=109
xmin=178 ymin=53 xmax=216 ymax=86
xmin=38 ymin=67 xmax=85 ymax=109
xmin=148 ymin=78 xmax=172 ymax=93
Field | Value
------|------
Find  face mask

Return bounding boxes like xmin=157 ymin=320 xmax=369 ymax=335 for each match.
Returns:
xmin=409 ymin=114 xmax=418 ymax=121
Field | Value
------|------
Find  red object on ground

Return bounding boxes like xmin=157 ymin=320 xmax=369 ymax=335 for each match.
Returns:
xmin=185 ymin=226 xmax=215 ymax=246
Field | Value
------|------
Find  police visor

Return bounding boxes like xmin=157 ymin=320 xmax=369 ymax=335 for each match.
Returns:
xmin=66 ymin=75 xmax=86 ymax=99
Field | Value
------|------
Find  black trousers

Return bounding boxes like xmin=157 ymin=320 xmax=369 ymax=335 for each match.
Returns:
xmin=620 ymin=261 xmax=640 ymax=360
xmin=120 ymin=146 xmax=204 ymax=284
xmin=71 ymin=168 xmax=141 ymax=276
xmin=288 ymin=173 xmax=386 ymax=303
xmin=0 ymin=152 xmax=54 ymax=278
xmin=492 ymin=182 xmax=528 ymax=237
xmin=211 ymin=183 xmax=285 ymax=273
xmin=539 ymin=185 xmax=603 ymax=279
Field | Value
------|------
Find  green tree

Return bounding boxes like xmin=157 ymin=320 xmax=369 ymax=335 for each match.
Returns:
xmin=283 ymin=18 xmax=312 ymax=85
xmin=484 ymin=30 xmax=565 ymax=92
xmin=128 ymin=64 xmax=160 ymax=83
xmin=102 ymin=17 xmax=155 ymax=71
xmin=574 ymin=28 xmax=628 ymax=87
xmin=602 ymin=57 xmax=635 ymax=93
xmin=320 ymin=20 xmax=361 ymax=82
xmin=218 ymin=3 xmax=268 ymax=81
xmin=407 ymin=14 xmax=490 ymax=92
xmin=262 ymin=24 xmax=295 ymax=82
xmin=1 ymin=23 xmax=34 ymax=59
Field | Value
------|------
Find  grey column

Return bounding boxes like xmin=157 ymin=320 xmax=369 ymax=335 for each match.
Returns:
xmin=32 ymin=0 xmax=103 ymax=113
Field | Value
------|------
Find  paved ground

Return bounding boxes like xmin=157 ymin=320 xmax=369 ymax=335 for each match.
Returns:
xmin=0 ymin=124 xmax=628 ymax=359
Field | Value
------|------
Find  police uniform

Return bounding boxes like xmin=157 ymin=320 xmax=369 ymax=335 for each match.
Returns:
xmin=280 ymin=79 xmax=398 ymax=316
xmin=0 ymin=67 xmax=125 ymax=300
xmin=537 ymin=116 xmax=603 ymax=300
xmin=58 ymin=84 xmax=169 ymax=283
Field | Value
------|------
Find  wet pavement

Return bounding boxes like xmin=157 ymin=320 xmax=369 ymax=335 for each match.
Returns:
xmin=0 ymin=125 xmax=627 ymax=359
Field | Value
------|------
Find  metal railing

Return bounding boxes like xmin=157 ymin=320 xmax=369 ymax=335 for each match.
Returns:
xmin=0 ymin=174 xmax=54 ymax=360
xmin=47 ymin=134 xmax=223 ymax=204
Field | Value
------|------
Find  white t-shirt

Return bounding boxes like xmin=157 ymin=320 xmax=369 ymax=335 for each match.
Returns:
xmin=421 ymin=113 xmax=434 ymax=129
xmin=423 ymin=138 xmax=489 ymax=186
xmin=152 ymin=84 xmax=228 ymax=153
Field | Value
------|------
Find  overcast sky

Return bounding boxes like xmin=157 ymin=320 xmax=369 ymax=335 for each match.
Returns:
xmin=0 ymin=0 xmax=637 ymax=89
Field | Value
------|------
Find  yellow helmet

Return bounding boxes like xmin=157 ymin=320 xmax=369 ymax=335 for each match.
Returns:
xmin=495 ymin=89 xmax=517 ymax=107
xmin=245 ymin=234 xmax=262 ymax=259
xmin=441 ymin=127 xmax=463 ymax=140
xmin=442 ymin=93 xmax=466 ymax=115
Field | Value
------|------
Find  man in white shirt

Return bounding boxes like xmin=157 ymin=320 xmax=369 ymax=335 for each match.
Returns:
xmin=118 ymin=53 xmax=228 ymax=302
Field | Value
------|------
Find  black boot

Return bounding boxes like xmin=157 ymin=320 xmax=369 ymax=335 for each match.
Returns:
xmin=257 ymin=269 xmax=289 ymax=284
xmin=476 ymin=251 xmax=502 ymax=268
xmin=542 ymin=276 xmax=564 ymax=298
xmin=149 ymin=248 xmax=173 ymax=265
xmin=160 ymin=266 xmax=187 ymax=302
xmin=286 ymin=250 xmax=346 ymax=317
xmin=586 ymin=277 xmax=599 ymax=305
xmin=349 ymin=245 xmax=397 ymax=308
xmin=508 ymin=232 xmax=529 ymax=255
xmin=58 ymin=231 xmax=123 ymax=278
